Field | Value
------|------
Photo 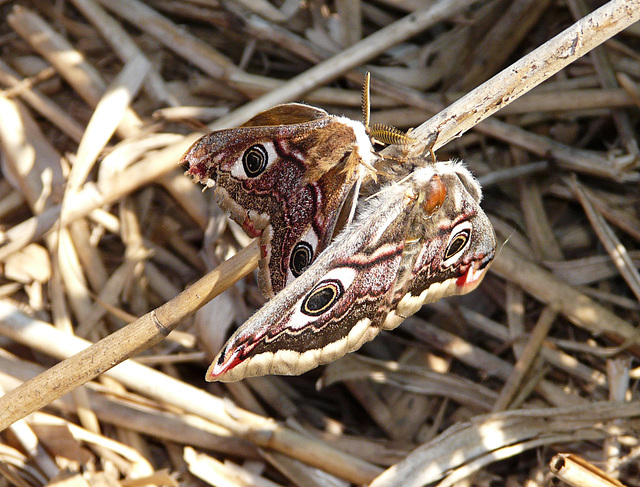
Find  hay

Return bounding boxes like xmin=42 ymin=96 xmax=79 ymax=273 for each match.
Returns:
xmin=0 ymin=1 xmax=639 ymax=485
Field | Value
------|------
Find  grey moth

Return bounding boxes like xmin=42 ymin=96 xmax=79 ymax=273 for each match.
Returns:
xmin=206 ymin=159 xmax=496 ymax=382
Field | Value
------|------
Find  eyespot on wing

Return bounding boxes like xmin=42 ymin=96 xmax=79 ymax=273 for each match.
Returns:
xmin=301 ymin=279 xmax=344 ymax=317
xmin=242 ymin=144 xmax=269 ymax=177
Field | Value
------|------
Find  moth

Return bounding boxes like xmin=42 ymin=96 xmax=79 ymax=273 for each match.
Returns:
xmin=205 ymin=159 xmax=496 ymax=382
xmin=182 ymin=78 xmax=495 ymax=382
xmin=182 ymin=76 xmax=403 ymax=297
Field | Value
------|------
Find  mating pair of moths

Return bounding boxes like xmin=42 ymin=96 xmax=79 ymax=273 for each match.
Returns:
xmin=182 ymin=77 xmax=496 ymax=382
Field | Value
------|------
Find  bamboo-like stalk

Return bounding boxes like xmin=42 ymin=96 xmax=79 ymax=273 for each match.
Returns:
xmin=0 ymin=241 xmax=259 ymax=431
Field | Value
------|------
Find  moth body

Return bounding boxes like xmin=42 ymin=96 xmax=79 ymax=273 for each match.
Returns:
xmin=333 ymin=115 xmax=378 ymax=166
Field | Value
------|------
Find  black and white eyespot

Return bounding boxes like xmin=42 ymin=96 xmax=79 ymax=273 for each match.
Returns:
xmin=242 ymin=144 xmax=269 ymax=177
xmin=286 ymin=268 xmax=355 ymax=328
xmin=290 ymin=241 xmax=314 ymax=277
xmin=443 ymin=221 xmax=472 ymax=267
xmin=301 ymin=279 xmax=344 ymax=317
xmin=286 ymin=228 xmax=319 ymax=286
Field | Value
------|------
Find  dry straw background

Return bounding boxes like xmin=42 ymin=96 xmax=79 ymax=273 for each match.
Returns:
xmin=0 ymin=0 xmax=640 ymax=486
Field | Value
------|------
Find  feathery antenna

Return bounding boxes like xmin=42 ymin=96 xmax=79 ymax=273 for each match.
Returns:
xmin=362 ymin=72 xmax=371 ymax=130
xmin=362 ymin=72 xmax=414 ymax=147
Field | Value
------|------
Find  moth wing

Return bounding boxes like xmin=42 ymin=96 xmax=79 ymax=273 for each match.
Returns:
xmin=182 ymin=106 xmax=373 ymax=296
xmin=380 ymin=162 xmax=496 ymax=330
xmin=241 ymin=103 xmax=328 ymax=127
xmin=396 ymin=163 xmax=496 ymax=309
xmin=206 ymin=163 xmax=496 ymax=382
xmin=206 ymin=172 xmax=419 ymax=382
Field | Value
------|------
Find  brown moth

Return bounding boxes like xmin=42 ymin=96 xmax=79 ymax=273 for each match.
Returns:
xmin=187 ymin=126 xmax=377 ymax=298
xmin=206 ymin=159 xmax=496 ymax=382
xmin=183 ymin=104 xmax=372 ymax=297
xmin=182 ymin=75 xmax=406 ymax=298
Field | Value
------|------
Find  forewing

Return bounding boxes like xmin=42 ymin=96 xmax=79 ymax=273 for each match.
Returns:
xmin=182 ymin=107 xmax=368 ymax=296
